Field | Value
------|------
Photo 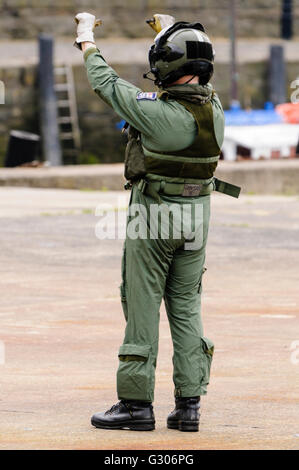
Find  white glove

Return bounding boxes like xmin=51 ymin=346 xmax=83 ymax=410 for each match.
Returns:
xmin=74 ymin=12 xmax=102 ymax=50
xmin=147 ymin=14 xmax=175 ymax=34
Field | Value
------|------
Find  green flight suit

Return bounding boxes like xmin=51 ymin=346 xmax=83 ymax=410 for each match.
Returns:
xmin=84 ymin=48 xmax=224 ymax=402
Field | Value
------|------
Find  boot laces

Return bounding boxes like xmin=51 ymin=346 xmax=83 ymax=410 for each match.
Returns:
xmin=106 ymin=401 xmax=123 ymax=415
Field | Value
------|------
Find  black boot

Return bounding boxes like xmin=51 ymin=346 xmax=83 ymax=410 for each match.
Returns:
xmin=91 ymin=400 xmax=155 ymax=431
xmin=167 ymin=397 xmax=200 ymax=432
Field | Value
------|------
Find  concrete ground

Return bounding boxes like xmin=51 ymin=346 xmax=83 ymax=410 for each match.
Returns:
xmin=0 ymin=187 xmax=298 ymax=450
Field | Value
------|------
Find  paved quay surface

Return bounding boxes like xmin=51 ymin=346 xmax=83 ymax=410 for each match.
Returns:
xmin=0 ymin=188 xmax=299 ymax=450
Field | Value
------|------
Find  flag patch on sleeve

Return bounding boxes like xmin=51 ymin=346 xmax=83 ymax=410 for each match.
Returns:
xmin=136 ymin=92 xmax=158 ymax=101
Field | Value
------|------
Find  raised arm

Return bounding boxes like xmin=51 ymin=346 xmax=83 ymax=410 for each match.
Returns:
xmin=74 ymin=12 xmax=158 ymax=136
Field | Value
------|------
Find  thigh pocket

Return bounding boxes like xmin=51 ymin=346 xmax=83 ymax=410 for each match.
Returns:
xmin=117 ymin=344 xmax=153 ymax=401
xmin=120 ymin=284 xmax=128 ymax=320
xmin=198 ymin=267 xmax=207 ymax=293
xmin=120 ymin=247 xmax=128 ymax=320
xmin=199 ymin=336 xmax=214 ymax=392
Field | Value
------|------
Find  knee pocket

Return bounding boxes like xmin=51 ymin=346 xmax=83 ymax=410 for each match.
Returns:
xmin=117 ymin=344 xmax=153 ymax=401
xmin=199 ymin=336 xmax=214 ymax=392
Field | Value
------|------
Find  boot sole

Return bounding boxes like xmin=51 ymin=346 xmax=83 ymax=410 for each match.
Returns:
xmin=91 ymin=418 xmax=155 ymax=431
xmin=167 ymin=420 xmax=199 ymax=432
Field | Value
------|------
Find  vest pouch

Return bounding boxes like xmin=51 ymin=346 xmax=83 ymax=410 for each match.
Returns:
xmin=124 ymin=132 xmax=147 ymax=182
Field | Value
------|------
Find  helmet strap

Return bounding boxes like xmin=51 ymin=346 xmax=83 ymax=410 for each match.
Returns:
xmin=182 ymin=75 xmax=198 ymax=85
xmin=143 ymin=70 xmax=156 ymax=82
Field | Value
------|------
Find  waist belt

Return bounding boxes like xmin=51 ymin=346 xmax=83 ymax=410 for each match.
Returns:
xmin=135 ymin=178 xmax=241 ymax=201
xmin=213 ymin=178 xmax=241 ymax=199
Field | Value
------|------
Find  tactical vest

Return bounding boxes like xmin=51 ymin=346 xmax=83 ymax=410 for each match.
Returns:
xmin=124 ymin=98 xmax=221 ymax=183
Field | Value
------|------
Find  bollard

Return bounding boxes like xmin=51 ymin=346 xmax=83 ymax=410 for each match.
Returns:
xmin=38 ymin=34 xmax=62 ymax=166
xmin=269 ymin=45 xmax=286 ymax=106
xmin=281 ymin=0 xmax=293 ymax=40
xmin=4 ymin=130 xmax=40 ymax=168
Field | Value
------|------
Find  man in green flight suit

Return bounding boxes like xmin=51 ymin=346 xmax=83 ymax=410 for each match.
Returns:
xmin=75 ymin=12 xmax=240 ymax=432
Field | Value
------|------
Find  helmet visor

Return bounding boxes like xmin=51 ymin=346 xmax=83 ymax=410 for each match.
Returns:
xmin=149 ymin=43 xmax=185 ymax=65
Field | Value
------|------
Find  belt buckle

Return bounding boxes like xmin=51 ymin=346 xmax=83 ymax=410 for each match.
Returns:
xmin=182 ymin=183 xmax=202 ymax=197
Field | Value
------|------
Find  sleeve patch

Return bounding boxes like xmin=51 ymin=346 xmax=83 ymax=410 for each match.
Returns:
xmin=136 ymin=92 xmax=158 ymax=101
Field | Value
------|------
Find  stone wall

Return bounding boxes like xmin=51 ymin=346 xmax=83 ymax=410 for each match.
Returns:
xmin=0 ymin=66 xmax=39 ymax=166
xmin=1 ymin=1 xmax=298 ymax=166
xmin=0 ymin=0 xmax=298 ymax=39
xmin=0 ymin=58 xmax=298 ymax=166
